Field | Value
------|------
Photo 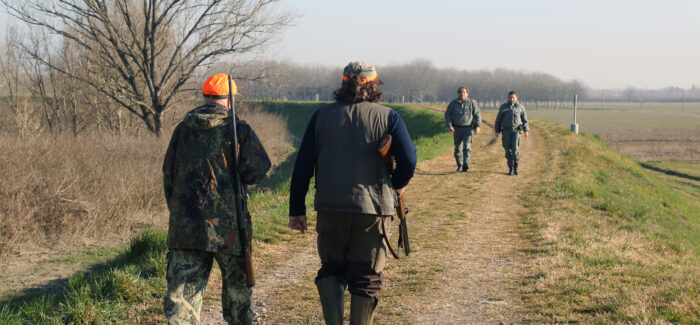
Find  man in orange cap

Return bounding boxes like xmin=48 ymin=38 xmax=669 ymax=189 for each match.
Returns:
xmin=163 ymin=73 xmax=271 ymax=324
xmin=289 ymin=62 xmax=417 ymax=325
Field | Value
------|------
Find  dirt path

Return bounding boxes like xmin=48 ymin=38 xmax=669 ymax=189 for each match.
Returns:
xmin=202 ymin=121 xmax=546 ymax=324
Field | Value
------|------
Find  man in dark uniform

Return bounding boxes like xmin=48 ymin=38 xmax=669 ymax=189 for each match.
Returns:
xmin=494 ymin=91 xmax=529 ymax=175
xmin=445 ymin=86 xmax=481 ymax=172
xmin=288 ymin=61 xmax=417 ymax=325
xmin=162 ymin=73 xmax=271 ymax=324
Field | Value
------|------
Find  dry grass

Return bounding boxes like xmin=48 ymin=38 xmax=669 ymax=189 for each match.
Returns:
xmin=236 ymin=104 xmax=293 ymax=168
xmin=0 ymin=103 xmax=292 ymax=258
xmin=0 ymin=134 xmax=169 ymax=256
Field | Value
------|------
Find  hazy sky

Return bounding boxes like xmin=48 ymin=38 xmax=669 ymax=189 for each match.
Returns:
xmin=2 ymin=1 xmax=698 ymax=89
xmin=270 ymin=0 xmax=700 ymax=89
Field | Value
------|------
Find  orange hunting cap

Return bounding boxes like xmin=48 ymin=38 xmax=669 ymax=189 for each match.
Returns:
xmin=202 ymin=73 xmax=238 ymax=99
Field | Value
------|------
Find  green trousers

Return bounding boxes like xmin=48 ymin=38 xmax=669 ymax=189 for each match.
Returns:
xmin=453 ymin=125 xmax=474 ymax=167
xmin=164 ymin=249 xmax=252 ymax=325
xmin=501 ymin=129 xmax=521 ymax=166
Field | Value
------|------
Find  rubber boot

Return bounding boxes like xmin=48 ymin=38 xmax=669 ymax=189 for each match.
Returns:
xmin=349 ymin=295 xmax=377 ymax=325
xmin=316 ymin=277 xmax=345 ymax=325
xmin=514 ymin=162 xmax=519 ymax=175
xmin=507 ymin=160 xmax=514 ymax=175
xmin=456 ymin=165 xmax=463 ymax=172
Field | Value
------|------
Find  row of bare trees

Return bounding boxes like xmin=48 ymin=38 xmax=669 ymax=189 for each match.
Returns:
xmin=234 ymin=59 xmax=590 ymax=108
xmin=1 ymin=0 xmax=292 ymax=137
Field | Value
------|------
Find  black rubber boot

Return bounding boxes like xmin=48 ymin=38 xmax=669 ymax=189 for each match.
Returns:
xmin=462 ymin=164 xmax=469 ymax=172
xmin=514 ymin=162 xmax=519 ymax=175
xmin=507 ymin=160 xmax=514 ymax=175
xmin=316 ymin=277 xmax=346 ymax=325
xmin=349 ymin=295 xmax=377 ymax=325
xmin=457 ymin=165 xmax=463 ymax=172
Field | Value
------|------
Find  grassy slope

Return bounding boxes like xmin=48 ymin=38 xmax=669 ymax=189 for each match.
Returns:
xmin=0 ymin=101 xmax=452 ymax=323
xmin=521 ymin=121 xmax=699 ymax=323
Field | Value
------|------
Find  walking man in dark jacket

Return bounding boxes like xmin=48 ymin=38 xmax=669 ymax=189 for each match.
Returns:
xmin=445 ymin=86 xmax=481 ymax=172
xmin=288 ymin=61 xmax=417 ymax=325
xmin=494 ymin=91 xmax=529 ymax=175
xmin=163 ymin=73 xmax=271 ymax=324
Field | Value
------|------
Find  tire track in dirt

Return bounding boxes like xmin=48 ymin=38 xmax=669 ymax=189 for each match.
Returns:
xmin=378 ymin=125 xmax=543 ymax=324
xmin=202 ymin=120 xmax=546 ymax=324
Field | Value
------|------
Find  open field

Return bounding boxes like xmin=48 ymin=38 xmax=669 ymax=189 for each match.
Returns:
xmin=527 ymin=102 xmax=700 ymax=161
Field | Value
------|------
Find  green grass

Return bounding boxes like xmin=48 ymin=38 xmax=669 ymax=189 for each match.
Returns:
xmin=0 ymin=227 xmax=168 ymax=324
xmin=521 ymin=120 xmax=700 ymax=323
xmin=1 ymin=100 xmax=454 ymax=323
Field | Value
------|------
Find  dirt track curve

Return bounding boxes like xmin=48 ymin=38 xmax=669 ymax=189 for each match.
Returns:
xmin=202 ymin=119 xmax=545 ymax=324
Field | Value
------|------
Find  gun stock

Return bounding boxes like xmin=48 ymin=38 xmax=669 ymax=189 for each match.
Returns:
xmin=378 ymin=134 xmax=411 ymax=258
xmin=396 ymin=194 xmax=410 ymax=256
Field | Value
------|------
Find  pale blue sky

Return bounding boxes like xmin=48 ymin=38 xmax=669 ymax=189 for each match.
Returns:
xmin=270 ymin=0 xmax=700 ymax=89
xmin=2 ymin=1 xmax=698 ymax=89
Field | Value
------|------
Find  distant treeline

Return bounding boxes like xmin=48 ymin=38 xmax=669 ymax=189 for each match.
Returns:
xmin=587 ymin=86 xmax=700 ymax=102
xmin=234 ymin=59 xmax=588 ymax=108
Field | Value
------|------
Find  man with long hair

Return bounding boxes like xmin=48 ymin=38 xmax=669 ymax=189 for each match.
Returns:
xmin=288 ymin=62 xmax=417 ymax=324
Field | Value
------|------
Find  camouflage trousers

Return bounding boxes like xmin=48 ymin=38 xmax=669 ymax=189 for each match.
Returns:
xmin=453 ymin=125 xmax=474 ymax=167
xmin=501 ymin=129 xmax=521 ymax=166
xmin=164 ymin=249 xmax=252 ymax=325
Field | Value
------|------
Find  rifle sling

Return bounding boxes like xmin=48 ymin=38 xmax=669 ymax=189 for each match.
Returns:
xmin=378 ymin=158 xmax=400 ymax=260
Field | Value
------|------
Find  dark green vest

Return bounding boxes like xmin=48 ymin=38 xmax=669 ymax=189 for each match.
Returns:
xmin=314 ymin=101 xmax=395 ymax=215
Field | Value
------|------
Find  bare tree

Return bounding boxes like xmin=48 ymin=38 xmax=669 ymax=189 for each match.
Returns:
xmin=2 ymin=0 xmax=293 ymax=136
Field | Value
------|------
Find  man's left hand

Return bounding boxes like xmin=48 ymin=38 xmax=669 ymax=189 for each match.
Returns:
xmin=474 ymin=126 xmax=480 ymax=135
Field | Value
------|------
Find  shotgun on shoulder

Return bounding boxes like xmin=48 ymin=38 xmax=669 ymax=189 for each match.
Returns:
xmin=378 ymin=134 xmax=411 ymax=257
xmin=229 ymin=75 xmax=255 ymax=287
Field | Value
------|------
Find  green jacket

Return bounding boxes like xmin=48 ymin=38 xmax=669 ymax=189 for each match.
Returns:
xmin=494 ymin=101 xmax=529 ymax=133
xmin=313 ymin=101 xmax=396 ymax=215
xmin=163 ymin=103 xmax=270 ymax=254
xmin=445 ymin=98 xmax=481 ymax=128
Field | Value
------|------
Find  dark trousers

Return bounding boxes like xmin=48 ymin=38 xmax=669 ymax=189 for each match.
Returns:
xmin=501 ymin=129 xmax=521 ymax=166
xmin=315 ymin=211 xmax=391 ymax=299
xmin=453 ymin=125 xmax=474 ymax=167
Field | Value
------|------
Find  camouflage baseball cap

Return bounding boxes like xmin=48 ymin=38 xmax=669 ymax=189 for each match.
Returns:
xmin=342 ymin=61 xmax=378 ymax=83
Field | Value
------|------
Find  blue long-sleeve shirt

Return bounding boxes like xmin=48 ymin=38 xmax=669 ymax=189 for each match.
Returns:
xmin=289 ymin=107 xmax=417 ymax=216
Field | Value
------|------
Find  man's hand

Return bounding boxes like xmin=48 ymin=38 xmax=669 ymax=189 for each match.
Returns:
xmin=494 ymin=131 xmax=499 ymax=137
xmin=475 ymin=126 xmax=480 ymax=135
xmin=396 ymin=187 xmax=405 ymax=196
xmin=448 ymin=125 xmax=454 ymax=133
xmin=289 ymin=215 xmax=307 ymax=233
xmin=524 ymin=131 xmax=529 ymax=137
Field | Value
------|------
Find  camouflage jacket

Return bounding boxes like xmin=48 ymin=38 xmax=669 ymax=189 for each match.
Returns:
xmin=163 ymin=103 xmax=271 ymax=255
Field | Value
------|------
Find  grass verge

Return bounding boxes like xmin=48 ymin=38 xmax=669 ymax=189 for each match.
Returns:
xmin=520 ymin=121 xmax=699 ymax=323
xmin=0 ymin=228 xmax=168 ymax=324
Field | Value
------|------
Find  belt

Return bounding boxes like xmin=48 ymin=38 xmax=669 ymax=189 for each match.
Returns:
xmin=453 ymin=125 xmax=469 ymax=128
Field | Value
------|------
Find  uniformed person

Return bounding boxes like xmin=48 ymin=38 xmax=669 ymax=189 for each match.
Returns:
xmin=494 ymin=91 xmax=529 ymax=175
xmin=162 ymin=73 xmax=271 ymax=324
xmin=445 ymin=86 xmax=481 ymax=172
xmin=288 ymin=61 xmax=417 ymax=325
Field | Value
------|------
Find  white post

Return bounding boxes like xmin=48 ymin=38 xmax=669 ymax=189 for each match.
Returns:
xmin=570 ymin=94 xmax=579 ymax=134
